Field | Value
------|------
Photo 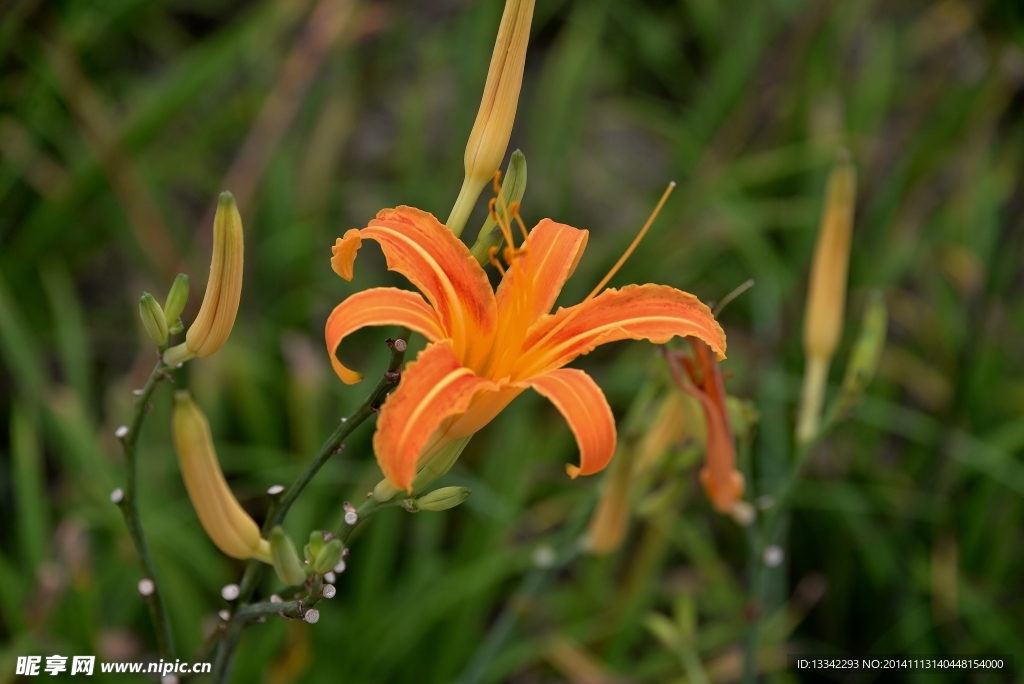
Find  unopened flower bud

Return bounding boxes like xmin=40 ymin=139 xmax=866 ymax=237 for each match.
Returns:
xmin=269 ymin=526 xmax=307 ymax=587
xmin=585 ymin=445 xmax=634 ymax=556
xmin=408 ymin=486 xmax=471 ymax=512
xmin=306 ymin=530 xmax=325 ymax=563
xmin=797 ymin=151 xmax=856 ymax=443
xmin=139 ymin=293 xmax=169 ymax=347
xmin=164 ymin=192 xmax=243 ymax=365
xmin=172 ymin=391 xmax=271 ymax=563
xmin=313 ymin=539 xmax=343 ymax=574
xmin=446 ymin=0 xmax=535 ymax=237
xmin=164 ymin=273 xmax=189 ymax=324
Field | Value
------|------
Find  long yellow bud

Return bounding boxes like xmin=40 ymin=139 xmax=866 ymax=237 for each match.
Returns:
xmin=797 ymin=152 xmax=856 ymax=443
xmin=171 ymin=390 xmax=271 ymax=563
xmin=446 ymin=0 xmax=535 ymax=237
xmin=164 ymin=192 xmax=244 ymax=365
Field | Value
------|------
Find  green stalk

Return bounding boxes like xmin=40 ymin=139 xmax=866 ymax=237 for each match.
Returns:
xmin=211 ymin=332 xmax=410 ymax=682
xmin=114 ymin=359 xmax=176 ymax=659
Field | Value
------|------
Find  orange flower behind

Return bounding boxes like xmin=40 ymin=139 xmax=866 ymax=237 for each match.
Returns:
xmin=668 ymin=339 xmax=744 ymax=512
xmin=326 ymin=204 xmax=726 ymax=493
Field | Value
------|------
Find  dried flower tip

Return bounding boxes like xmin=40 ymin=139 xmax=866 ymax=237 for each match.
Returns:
xmin=267 ymin=484 xmax=285 ymax=496
xmin=323 ymin=571 xmax=336 ymax=583
xmin=393 ymin=338 xmax=408 ymax=352
xmin=221 ymin=584 xmax=240 ymax=601
xmin=532 ymin=545 xmax=556 ymax=569
xmin=110 ymin=488 xmax=125 ymax=504
xmin=729 ymin=501 xmax=756 ymax=527
xmin=322 ymin=584 xmax=337 ymax=599
xmin=334 ymin=560 xmax=347 ymax=574
xmin=138 ymin=578 xmax=155 ymax=597
xmin=344 ymin=511 xmax=358 ymax=526
xmin=303 ymin=608 xmax=320 ymax=624
xmin=270 ymin=594 xmax=282 ymax=604
xmin=763 ymin=545 xmax=785 ymax=568
xmin=218 ymin=609 xmax=230 ymax=621
xmin=115 ymin=425 xmax=129 ymax=439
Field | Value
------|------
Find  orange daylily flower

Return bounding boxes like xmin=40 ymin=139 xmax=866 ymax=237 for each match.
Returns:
xmin=668 ymin=339 xmax=744 ymax=512
xmin=326 ymin=203 xmax=726 ymax=493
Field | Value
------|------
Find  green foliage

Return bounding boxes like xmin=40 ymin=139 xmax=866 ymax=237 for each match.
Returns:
xmin=2 ymin=0 xmax=1024 ymax=682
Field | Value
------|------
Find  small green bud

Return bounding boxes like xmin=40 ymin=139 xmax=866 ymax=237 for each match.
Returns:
xmin=139 ymin=292 xmax=169 ymax=347
xmin=838 ymin=290 xmax=887 ymax=409
xmin=164 ymin=273 xmax=189 ymax=323
xmin=407 ymin=486 xmax=471 ymax=512
xmin=313 ymin=539 xmax=343 ymax=575
xmin=269 ymin=526 xmax=307 ymax=586
xmin=470 ymin=150 xmax=527 ymax=267
xmin=308 ymin=530 xmax=325 ymax=559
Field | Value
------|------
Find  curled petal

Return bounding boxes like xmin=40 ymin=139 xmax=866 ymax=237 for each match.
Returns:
xmin=331 ymin=228 xmax=363 ymax=280
xmin=325 ymin=288 xmax=446 ymax=384
xmin=524 ymin=368 xmax=616 ymax=479
xmin=519 ymin=284 xmax=726 ymax=378
xmin=333 ymin=207 xmax=496 ymax=366
xmin=374 ymin=341 xmax=498 ymax=492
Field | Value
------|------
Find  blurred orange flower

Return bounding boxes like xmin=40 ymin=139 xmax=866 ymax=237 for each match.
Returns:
xmin=669 ymin=339 xmax=744 ymax=512
xmin=326 ymin=205 xmax=726 ymax=493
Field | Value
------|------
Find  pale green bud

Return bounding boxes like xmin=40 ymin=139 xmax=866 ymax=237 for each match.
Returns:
xmin=139 ymin=293 xmax=169 ymax=347
xmin=164 ymin=273 xmax=189 ymax=323
xmin=839 ymin=290 xmax=887 ymax=405
xmin=470 ymin=150 xmax=527 ymax=267
xmin=269 ymin=526 xmax=307 ymax=587
xmin=312 ymin=539 xmax=343 ymax=575
xmin=307 ymin=530 xmax=325 ymax=562
xmin=407 ymin=486 xmax=471 ymax=512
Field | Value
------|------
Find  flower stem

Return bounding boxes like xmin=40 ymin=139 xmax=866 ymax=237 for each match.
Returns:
xmin=210 ymin=332 xmax=410 ymax=683
xmin=114 ymin=358 xmax=176 ymax=659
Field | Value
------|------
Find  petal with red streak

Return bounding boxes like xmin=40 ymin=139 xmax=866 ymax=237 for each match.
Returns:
xmin=523 ymin=368 xmax=616 ymax=478
xmin=325 ymin=288 xmax=446 ymax=384
xmin=374 ymin=341 xmax=498 ymax=491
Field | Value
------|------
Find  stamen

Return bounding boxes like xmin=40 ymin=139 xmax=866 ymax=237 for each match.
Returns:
xmin=488 ymin=198 xmax=500 ymax=223
xmin=488 ymin=246 xmax=506 ymax=276
xmin=712 ymin=278 xmax=755 ymax=317
xmin=512 ymin=205 xmax=529 ymax=242
xmin=584 ymin=181 xmax=675 ymax=302
xmin=492 ymin=170 xmax=502 ymax=195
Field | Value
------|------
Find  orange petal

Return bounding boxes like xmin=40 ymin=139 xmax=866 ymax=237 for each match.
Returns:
xmin=357 ymin=207 xmax=496 ymax=364
xmin=681 ymin=384 xmax=744 ymax=512
xmin=524 ymin=368 xmax=616 ymax=478
xmin=331 ymin=228 xmax=363 ymax=280
xmin=374 ymin=341 xmax=498 ymax=491
xmin=496 ymin=219 xmax=589 ymax=324
xmin=519 ymin=284 xmax=726 ymax=378
xmin=325 ymin=288 xmax=446 ymax=384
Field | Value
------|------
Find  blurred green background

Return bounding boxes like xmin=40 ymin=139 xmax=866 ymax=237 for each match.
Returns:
xmin=3 ymin=0 xmax=1024 ymax=681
